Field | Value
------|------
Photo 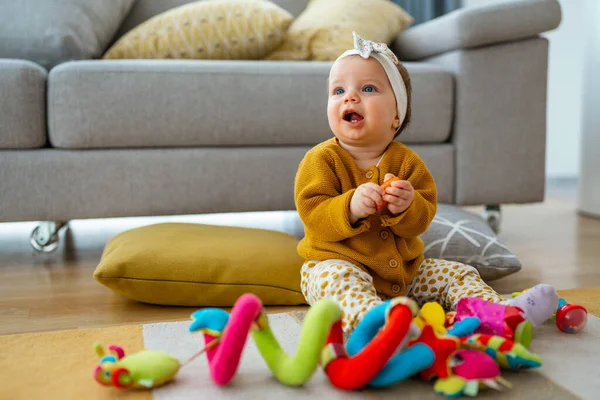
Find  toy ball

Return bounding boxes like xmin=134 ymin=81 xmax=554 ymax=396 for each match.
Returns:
xmin=556 ymin=300 xmax=588 ymax=334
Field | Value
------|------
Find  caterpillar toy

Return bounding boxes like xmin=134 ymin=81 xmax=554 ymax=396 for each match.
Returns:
xmin=93 ymin=293 xmax=543 ymax=398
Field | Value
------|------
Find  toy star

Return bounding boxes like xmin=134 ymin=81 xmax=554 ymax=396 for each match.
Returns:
xmin=411 ymin=325 xmax=458 ymax=380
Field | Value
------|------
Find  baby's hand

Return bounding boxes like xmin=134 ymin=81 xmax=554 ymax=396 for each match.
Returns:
xmin=382 ymin=173 xmax=414 ymax=215
xmin=349 ymin=182 xmax=384 ymax=224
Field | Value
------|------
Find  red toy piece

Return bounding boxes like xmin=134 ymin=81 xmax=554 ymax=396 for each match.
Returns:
xmin=556 ymin=299 xmax=588 ymax=333
xmin=409 ymin=325 xmax=459 ymax=380
xmin=322 ymin=297 xmax=415 ymax=390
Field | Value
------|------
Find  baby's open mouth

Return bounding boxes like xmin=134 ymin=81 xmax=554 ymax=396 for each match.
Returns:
xmin=343 ymin=110 xmax=364 ymax=123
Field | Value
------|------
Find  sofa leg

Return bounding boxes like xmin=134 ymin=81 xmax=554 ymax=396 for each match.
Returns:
xmin=482 ymin=205 xmax=502 ymax=234
xmin=30 ymin=221 xmax=69 ymax=253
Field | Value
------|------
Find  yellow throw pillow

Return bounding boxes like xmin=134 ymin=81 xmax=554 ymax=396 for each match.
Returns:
xmin=266 ymin=0 xmax=413 ymax=61
xmin=94 ymin=223 xmax=307 ymax=306
xmin=103 ymin=0 xmax=294 ymax=60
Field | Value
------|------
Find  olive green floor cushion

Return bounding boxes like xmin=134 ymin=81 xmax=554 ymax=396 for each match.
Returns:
xmin=94 ymin=223 xmax=307 ymax=306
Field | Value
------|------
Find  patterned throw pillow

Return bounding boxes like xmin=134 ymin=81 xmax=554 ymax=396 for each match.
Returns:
xmin=266 ymin=0 xmax=413 ymax=61
xmin=420 ymin=205 xmax=522 ymax=282
xmin=103 ymin=0 xmax=294 ymax=60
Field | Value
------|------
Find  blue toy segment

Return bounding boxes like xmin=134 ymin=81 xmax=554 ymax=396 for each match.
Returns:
xmin=558 ymin=298 xmax=567 ymax=309
xmin=446 ymin=317 xmax=481 ymax=338
xmin=506 ymin=353 xmax=542 ymax=370
xmin=189 ymin=308 xmax=230 ymax=334
xmin=346 ymin=301 xmax=391 ymax=356
xmin=99 ymin=355 xmax=117 ymax=364
xmin=369 ymin=344 xmax=435 ymax=387
xmin=484 ymin=347 xmax=498 ymax=360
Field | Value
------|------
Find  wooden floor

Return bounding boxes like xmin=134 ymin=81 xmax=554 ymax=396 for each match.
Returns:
xmin=2 ymin=183 xmax=600 ymax=336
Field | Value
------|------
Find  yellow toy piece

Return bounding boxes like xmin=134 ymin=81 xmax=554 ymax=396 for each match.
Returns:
xmin=413 ymin=302 xmax=447 ymax=335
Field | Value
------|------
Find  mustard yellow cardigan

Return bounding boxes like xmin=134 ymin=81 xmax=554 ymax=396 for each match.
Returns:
xmin=294 ymin=138 xmax=437 ymax=297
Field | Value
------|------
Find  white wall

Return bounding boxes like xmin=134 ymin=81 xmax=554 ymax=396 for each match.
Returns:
xmin=463 ymin=0 xmax=585 ymax=178
xmin=577 ymin=0 xmax=600 ymax=216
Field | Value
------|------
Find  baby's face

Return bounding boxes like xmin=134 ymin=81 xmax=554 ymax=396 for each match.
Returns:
xmin=327 ymin=56 xmax=399 ymax=150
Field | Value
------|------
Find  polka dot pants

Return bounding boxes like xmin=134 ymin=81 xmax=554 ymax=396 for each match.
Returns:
xmin=300 ymin=258 xmax=505 ymax=334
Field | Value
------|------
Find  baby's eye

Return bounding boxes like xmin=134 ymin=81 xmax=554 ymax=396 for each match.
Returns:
xmin=334 ymin=88 xmax=344 ymax=95
xmin=363 ymin=85 xmax=376 ymax=93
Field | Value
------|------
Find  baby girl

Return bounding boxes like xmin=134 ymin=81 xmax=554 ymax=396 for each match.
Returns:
xmin=294 ymin=32 xmax=559 ymax=334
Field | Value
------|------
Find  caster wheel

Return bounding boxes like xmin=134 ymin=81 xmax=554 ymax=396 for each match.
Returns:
xmin=30 ymin=221 xmax=68 ymax=253
xmin=483 ymin=206 xmax=501 ymax=234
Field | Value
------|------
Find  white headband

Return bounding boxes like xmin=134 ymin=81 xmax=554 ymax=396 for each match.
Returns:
xmin=336 ymin=32 xmax=408 ymax=130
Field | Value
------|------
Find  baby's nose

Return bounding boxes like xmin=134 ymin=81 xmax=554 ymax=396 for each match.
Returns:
xmin=344 ymin=91 xmax=359 ymax=103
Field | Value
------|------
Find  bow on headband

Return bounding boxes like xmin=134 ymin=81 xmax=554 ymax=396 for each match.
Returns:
xmin=335 ymin=32 xmax=408 ymax=131
xmin=352 ymin=32 xmax=399 ymax=66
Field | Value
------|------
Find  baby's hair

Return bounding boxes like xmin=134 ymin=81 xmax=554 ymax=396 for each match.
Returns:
xmin=394 ymin=61 xmax=412 ymax=138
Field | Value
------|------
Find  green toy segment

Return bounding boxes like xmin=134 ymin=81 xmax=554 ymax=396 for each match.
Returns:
xmin=514 ymin=321 xmax=533 ymax=349
xmin=251 ymin=298 xmax=342 ymax=386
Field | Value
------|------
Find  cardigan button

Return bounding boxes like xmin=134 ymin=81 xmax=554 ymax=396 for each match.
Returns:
xmin=391 ymin=284 xmax=401 ymax=293
xmin=380 ymin=230 xmax=389 ymax=240
xmin=365 ymin=170 xmax=374 ymax=179
xmin=388 ymin=259 xmax=398 ymax=268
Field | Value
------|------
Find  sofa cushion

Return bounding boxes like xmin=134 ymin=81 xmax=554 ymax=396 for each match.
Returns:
xmin=103 ymin=0 xmax=294 ymax=61
xmin=267 ymin=0 xmax=413 ymax=61
xmin=0 ymin=60 xmax=47 ymax=149
xmin=93 ymin=223 xmax=307 ymax=307
xmin=115 ymin=0 xmax=309 ymax=40
xmin=0 ymin=0 xmax=135 ymax=70
xmin=47 ymin=61 xmax=453 ymax=149
xmin=0 ymin=144 xmax=453 ymax=223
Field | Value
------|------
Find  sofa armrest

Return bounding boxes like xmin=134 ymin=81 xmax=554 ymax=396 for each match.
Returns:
xmin=424 ymin=36 xmax=549 ymax=205
xmin=393 ymin=0 xmax=562 ymax=61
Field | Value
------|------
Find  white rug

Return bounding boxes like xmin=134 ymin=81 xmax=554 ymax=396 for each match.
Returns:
xmin=141 ymin=312 xmax=600 ymax=399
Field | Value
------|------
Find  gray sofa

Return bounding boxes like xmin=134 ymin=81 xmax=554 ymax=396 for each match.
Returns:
xmin=0 ymin=0 xmax=562 ymax=252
